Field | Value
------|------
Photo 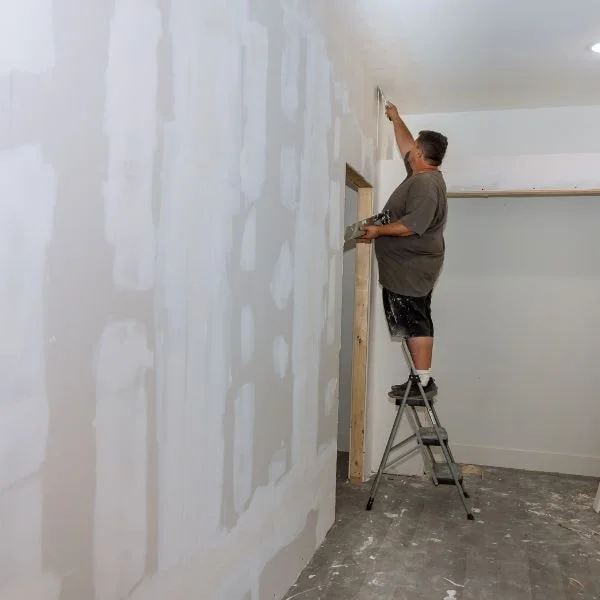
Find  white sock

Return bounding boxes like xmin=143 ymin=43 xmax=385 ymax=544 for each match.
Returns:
xmin=415 ymin=369 xmax=431 ymax=386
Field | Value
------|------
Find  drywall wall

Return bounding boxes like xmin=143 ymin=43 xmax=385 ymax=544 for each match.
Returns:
xmin=367 ymin=105 xmax=600 ymax=478
xmin=337 ymin=186 xmax=358 ymax=453
xmin=0 ymin=2 xmax=377 ymax=599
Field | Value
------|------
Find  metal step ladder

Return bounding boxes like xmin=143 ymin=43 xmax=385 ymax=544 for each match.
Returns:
xmin=366 ymin=338 xmax=474 ymax=520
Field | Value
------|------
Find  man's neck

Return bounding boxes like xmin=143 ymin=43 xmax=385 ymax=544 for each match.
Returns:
xmin=413 ymin=165 xmax=438 ymax=175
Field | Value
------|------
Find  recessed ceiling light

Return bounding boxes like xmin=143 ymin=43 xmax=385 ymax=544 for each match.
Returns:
xmin=591 ymin=42 xmax=600 ymax=53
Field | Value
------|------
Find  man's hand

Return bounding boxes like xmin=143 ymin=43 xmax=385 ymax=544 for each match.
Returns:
xmin=357 ymin=225 xmax=380 ymax=243
xmin=385 ymin=102 xmax=399 ymax=122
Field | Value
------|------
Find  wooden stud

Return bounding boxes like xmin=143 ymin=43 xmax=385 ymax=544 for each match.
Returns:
xmin=346 ymin=163 xmax=373 ymax=191
xmin=349 ymin=185 xmax=373 ymax=483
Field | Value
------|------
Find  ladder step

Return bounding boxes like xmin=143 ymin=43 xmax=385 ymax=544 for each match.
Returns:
xmin=419 ymin=427 xmax=448 ymax=446
xmin=390 ymin=379 xmax=438 ymax=398
xmin=388 ymin=391 xmax=436 ymax=407
xmin=433 ymin=462 xmax=464 ymax=485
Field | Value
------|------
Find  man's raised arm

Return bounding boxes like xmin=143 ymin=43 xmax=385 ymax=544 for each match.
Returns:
xmin=385 ymin=102 xmax=415 ymax=159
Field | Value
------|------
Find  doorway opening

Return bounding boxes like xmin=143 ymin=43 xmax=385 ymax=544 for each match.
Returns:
xmin=337 ymin=164 xmax=373 ymax=483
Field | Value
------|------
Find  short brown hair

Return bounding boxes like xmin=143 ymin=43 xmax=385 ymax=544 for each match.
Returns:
xmin=417 ymin=130 xmax=448 ymax=166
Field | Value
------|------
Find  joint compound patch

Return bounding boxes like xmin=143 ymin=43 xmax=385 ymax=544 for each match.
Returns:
xmin=328 ymin=180 xmax=341 ymax=249
xmin=273 ymin=336 xmax=289 ymax=379
xmin=290 ymin=26 xmax=333 ymax=467
xmin=0 ymin=144 xmax=55 ymax=492
xmin=94 ymin=320 xmax=153 ymax=600
xmin=233 ymin=384 xmax=255 ymax=514
xmin=155 ymin=0 xmax=240 ymax=571
xmin=0 ymin=143 xmax=56 ymax=599
xmin=104 ymin=0 xmax=161 ymax=290
xmin=333 ymin=117 xmax=341 ymax=160
xmin=241 ymin=22 xmax=268 ymax=203
xmin=326 ymin=255 xmax=337 ymax=344
xmin=268 ymin=445 xmax=287 ymax=483
xmin=280 ymin=0 xmax=301 ymax=122
xmin=270 ymin=242 xmax=293 ymax=310
xmin=324 ymin=378 xmax=338 ymax=416
xmin=240 ymin=206 xmax=257 ymax=271
xmin=280 ymin=146 xmax=299 ymax=210
xmin=0 ymin=0 xmax=55 ymax=75
xmin=240 ymin=306 xmax=254 ymax=366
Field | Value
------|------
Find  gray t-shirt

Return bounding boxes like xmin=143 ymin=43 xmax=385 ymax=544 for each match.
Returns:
xmin=374 ymin=155 xmax=447 ymax=297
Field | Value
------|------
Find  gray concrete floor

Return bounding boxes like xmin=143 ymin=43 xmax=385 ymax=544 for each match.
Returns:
xmin=284 ymin=453 xmax=600 ymax=600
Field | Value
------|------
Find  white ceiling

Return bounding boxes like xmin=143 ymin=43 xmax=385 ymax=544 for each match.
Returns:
xmin=330 ymin=0 xmax=600 ymax=114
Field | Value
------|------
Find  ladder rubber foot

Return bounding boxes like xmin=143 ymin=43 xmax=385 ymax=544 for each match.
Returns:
xmin=463 ymin=491 xmax=470 ymax=499
xmin=366 ymin=498 xmax=374 ymax=511
xmin=467 ymin=513 xmax=475 ymax=521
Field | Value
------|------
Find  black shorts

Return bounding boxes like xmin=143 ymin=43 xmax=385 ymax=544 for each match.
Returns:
xmin=382 ymin=287 xmax=434 ymax=338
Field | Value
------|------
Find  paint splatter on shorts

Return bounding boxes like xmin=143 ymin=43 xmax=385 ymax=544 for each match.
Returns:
xmin=382 ymin=287 xmax=434 ymax=338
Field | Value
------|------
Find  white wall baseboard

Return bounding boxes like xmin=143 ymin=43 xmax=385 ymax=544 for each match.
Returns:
xmin=452 ymin=444 xmax=600 ymax=478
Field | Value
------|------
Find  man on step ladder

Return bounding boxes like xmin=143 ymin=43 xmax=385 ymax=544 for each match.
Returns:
xmin=357 ymin=101 xmax=448 ymax=389
xmin=358 ymin=101 xmax=473 ymax=519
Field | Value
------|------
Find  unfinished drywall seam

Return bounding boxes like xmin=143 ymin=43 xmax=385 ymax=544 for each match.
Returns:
xmin=326 ymin=255 xmax=337 ymax=345
xmin=324 ymin=378 xmax=338 ymax=417
xmin=240 ymin=206 xmax=257 ymax=271
xmin=93 ymin=320 xmax=153 ymax=600
xmin=280 ymin=146 xmax=299 ymax=210
xmin=240 ymin=306 xmax=255 ymax=366
xmin=233 ymin=383 xmax=255 ymax=514
xmin=0 ymin=144 xmax=58 ymax=596
xmin=0 ymin=145 xmax=54 ymax=490
xmin=155 ymin=0 xmax=244 ymax=570
xmin=241 ymin=21 xmax=268 ymax=203
xmin=103 ymin=0 xmax=161 ymax=291
xmin=281 ymin=0 xmax=301 ymax=123
xmin=328 ymin=180 xmax=342 ymax=249
xmin=273 ymin=335 xmax=290 ymax=379
xmin=291 ymin=18 xmax=333 ymax=469
xmin=270 ymin=242 xmax=294 ymax=310
xmin=0 ymin=0 xmax=55 ymax=76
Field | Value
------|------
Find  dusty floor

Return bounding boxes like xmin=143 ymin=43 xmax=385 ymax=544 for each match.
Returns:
xmin=284 ymin=453 xmax=600 ymax=600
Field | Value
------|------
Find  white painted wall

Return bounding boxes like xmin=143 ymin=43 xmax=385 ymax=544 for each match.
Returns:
xmin=337 ymin=187 xmax=358 ymax=453
xmin=0 ymin=2 xmax=377 ymax=600
xmin=367 ymin=105 xmax=600 ymax=479
xmin=391 ymin=104 xmax=600 ymax=157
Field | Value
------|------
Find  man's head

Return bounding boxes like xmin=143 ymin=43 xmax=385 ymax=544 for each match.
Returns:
xmin=410 ymin=130 xmax=448 ymax=171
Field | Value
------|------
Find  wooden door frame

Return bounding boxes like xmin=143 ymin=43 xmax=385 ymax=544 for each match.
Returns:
xmin=345 ymin=164 xmax=374 ymax=483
